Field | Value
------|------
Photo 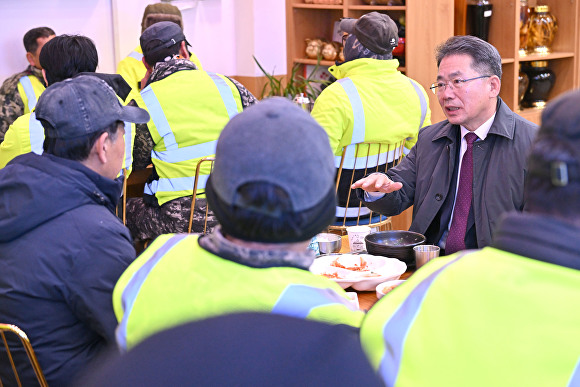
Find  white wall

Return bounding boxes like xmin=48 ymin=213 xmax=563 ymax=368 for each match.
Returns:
xmin=0 ymin=0 xmax=286 ymax=83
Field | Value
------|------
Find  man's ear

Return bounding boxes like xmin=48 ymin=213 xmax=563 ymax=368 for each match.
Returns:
xmin=489 ymin=75 xmax=501 ymax=98
xmin=179 ymin=41 xmax=190 ymax=60
xmin=93 ymin=132 xmax=110 ymax=165
xmin=142 ymin=56 xmax=153 ymax=72
xmin=42 ymin=69 xmax=48 ymax=85
xmin=26 ymin=52 xmax=36 ymax=67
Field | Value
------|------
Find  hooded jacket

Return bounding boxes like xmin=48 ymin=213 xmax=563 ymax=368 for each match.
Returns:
xmin=0 ymin=152 xmax=135 ymax=386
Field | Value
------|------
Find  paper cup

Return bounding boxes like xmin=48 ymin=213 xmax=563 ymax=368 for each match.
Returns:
xmin=346 ymin=225 xmax=371 ymax=253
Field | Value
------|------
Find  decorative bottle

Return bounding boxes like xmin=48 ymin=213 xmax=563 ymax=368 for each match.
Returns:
xmin=466 ymin=0 xmax=493 ymax=42
xmin=519 ymin=0 xmax=531 ymax=56
xmin=527 ymin=5 xmax=558 ymax=55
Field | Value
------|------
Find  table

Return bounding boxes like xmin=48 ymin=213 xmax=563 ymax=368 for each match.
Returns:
xmin=337 ymin=235 xmax=414 ymax=311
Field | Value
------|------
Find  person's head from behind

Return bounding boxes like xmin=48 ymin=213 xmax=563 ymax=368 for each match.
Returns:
xmin=525 ymin=90 xmax=580 ymax=227
xmin=39 ymin=34 xmax=98 ymax=86
xmin=140 ymin=21 xmax=189 ymax=68
xmin=34 ymin=76 xmax=149 ymax=179
xmin=141 ymin=2 xmax=183 ymax=33
xmin=206 ymin=97 xmax=337 ymax=245
xmin=23 ymin=26 xmax=55 ymax=69
xmin=339 ymin=12 xmax=398 ymax=62
xmin=433 ymin=35 xmax=502 ymax=131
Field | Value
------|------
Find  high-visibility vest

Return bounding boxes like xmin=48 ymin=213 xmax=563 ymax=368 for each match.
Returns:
xmin=117 ymin=45 xmax=204 ymax=91
xmin=0 ymin=111 xmax=136 ymax=176
xmin=137 ymin=70 xmax=242 ymax=205
xmin=113 ymin=233 xmax=364 ymax=351
xmin=334 ymin=76 xmax=428 ymax=170
xmin=360 ymin=247 xmax=580 ymax=387
xmin=16 ymin=75 xmax=45 ymax=114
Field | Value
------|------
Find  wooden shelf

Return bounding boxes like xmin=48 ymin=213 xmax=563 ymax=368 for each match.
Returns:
xmin=292 ymin=4 xmax=344 ymax=10
xmin=348 ymin=5 xmax=406 ymax=11
xmin=519 ymin=52 xmax=575 ymax=62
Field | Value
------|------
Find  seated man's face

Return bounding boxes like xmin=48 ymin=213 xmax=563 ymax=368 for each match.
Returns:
xmin=105 ymin=123 xmax=127 ymax=180
xmin=28 ymin=35 xmax=55 ymax=69
xmin=435 ymin=54 xmax=498 ymax=132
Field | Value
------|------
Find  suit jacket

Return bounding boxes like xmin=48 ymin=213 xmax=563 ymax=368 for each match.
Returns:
xmin=359 ymin=98 xmax=538 ymax=248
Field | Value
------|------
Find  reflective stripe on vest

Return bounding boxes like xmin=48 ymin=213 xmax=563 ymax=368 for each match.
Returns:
xmin=143 ymin=174 xmax=209 ymax=196
xmin=123 ymin=121 xmax=133 ymax=169
xmin=19 ymin=76 xmax=38 ymax=112
xmin=378 ymin=252 xmax=467 ymax=386
xmin=408 ymin=78 xmax=428 ymax=130
xmin=116 ymin=234 xmax=188 ymax=351
xmin=128 ymin=51 xmax=143 ymax=61
xmin=207 ymin=72 xmax=239 ymax=119
xmin=272 ymin=284 xmax=357 ymax=319
xmin=568 ymin=357 xmax=580 ymax=387
xmin=141 ymin=74 xmax=237 ymax=196
xmin=336 ymin=77 xmax=428 ymax=169
xmin=29 ymin=112 xmax=44 ymax=155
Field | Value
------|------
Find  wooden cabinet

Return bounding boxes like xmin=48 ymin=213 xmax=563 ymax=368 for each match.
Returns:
xmin=285 ymin=0 xmax=454 ymax=123
xmin=457 ymin=0 xmax=580 ymax=124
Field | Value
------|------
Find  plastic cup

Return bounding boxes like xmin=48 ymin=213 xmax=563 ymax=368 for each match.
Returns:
xmin=414 ymin=245 xmax=440 ymax=268
xmin=346 ymin=225 xmax=371 ymax=253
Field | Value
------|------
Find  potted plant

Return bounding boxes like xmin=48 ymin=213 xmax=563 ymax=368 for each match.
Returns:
xmin=253 ymin=56 xmax=330 ymax=104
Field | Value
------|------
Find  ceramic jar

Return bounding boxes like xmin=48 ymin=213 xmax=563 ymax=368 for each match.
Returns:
xmin=522 ymin=61 xmax=555 ymax=108
xmin=527 ymin=5 xmax=558 ymax=55
xmin=518 ymin=65 xmax=529 ymax=109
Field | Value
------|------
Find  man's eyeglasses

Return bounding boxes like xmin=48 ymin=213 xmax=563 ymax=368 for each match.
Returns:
xmin=341 ymin=34 xmax=348 ymax=46
xmin=429 ymin=75 xmax=491 ymax=95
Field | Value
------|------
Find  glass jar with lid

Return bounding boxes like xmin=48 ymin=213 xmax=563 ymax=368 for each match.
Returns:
xmin=527 ymin=5 xmax=558 ymax=55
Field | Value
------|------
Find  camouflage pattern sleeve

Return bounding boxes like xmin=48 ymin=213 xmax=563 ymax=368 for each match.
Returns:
xmin=227 ymin=77 xmax=258 ymax=109
xmin=0 ymin=74 xmax=26 ymax=143
xmin=132 ymin=123 xmax=154 ymax=171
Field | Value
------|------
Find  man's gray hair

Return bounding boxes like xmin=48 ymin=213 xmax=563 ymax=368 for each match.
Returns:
xmin=435 ymin=35 xmax=502 ymax=80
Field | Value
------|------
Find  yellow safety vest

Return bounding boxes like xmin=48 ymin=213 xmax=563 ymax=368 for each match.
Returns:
xmin=0 ymin=109 xmax=136 ymax=176
xmin=113 ymin=233 xmax=364 ymax=350
xmin=16 ymin=75 xmax=45 ymax=114
xmin=117 ymin=45 xmax=204 ymax=91
xmin=311 ymin=58 xmax=431 ymax=170
xmin=361 ymin=247 xmax=580 ymax=387
xmin=135 ymin=69 xmax=242 ymax=205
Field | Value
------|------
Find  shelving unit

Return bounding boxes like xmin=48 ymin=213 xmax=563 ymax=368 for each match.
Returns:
xmin=457 ymin=0 xmax=580 ymax=124
xmin=285 ymin=0 xmax=455 ymax=123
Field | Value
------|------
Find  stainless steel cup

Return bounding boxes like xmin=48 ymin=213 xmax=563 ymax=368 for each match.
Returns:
xmin=414 ymin=245 xmax=440 ymax=268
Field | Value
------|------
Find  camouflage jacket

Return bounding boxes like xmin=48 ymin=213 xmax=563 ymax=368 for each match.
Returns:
xmin=132 ymin=59 xmax=257 ymax=170
xmin=0 ymin=66 xmax=45 ymax=143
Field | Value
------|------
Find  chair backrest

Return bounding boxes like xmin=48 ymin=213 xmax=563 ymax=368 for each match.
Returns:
xmin=328 ymin=140 xmax=406 ymax=233
xmin=0 ymin=323 xmax=48 ymax=387
xmin=188 ymin=156 xmax=216 ymax=234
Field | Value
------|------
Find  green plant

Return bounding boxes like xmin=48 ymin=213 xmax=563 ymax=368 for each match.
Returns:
xmin=253 ymin=56 xmax=330 ymax=102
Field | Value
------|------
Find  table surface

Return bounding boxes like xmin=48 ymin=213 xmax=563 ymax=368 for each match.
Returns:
xmin=336 ymin=235 xmax=414 ymax=312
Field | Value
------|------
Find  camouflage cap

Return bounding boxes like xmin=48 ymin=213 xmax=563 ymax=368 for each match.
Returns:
xmin=141 ymin=2 xmax=183 ymax=33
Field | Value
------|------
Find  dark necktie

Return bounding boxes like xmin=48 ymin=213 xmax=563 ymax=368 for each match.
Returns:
xmin=446 ymin=132 xmax=478 ymax=255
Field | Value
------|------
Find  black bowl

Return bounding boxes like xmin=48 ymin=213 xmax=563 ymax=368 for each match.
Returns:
xmin=365 ymin=230 xmax=426 ymax=267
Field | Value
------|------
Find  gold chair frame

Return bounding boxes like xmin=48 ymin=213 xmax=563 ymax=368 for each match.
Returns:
xmin=0 ymin=323 xmax=48 ymax=387
xmin=188 ymin=157 xmax=216 ymax=234
xmin=328 ymin=141 xmax=406 ymax=234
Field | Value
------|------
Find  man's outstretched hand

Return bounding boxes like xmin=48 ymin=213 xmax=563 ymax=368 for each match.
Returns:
xmin=351 ymin=173 xmax=403 ymax=194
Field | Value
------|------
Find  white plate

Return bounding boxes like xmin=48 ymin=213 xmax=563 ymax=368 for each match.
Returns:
xmin=310 ymin=254 xmax=407 ymax=291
